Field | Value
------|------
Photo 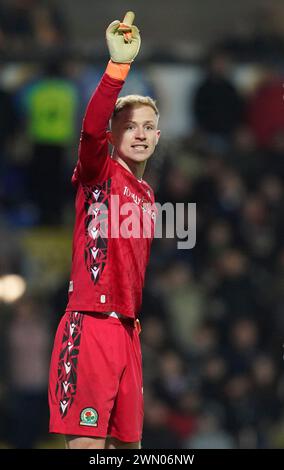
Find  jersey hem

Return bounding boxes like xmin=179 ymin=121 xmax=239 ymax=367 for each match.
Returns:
xmin=65 ymin=305 xmax=136 ymax=319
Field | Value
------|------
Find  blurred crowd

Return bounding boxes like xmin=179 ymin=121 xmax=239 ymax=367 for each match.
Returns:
xmin=0 ymin=0 xmax=67 ymax=54
xmin=0 ymin=0 xmax=284 ymax=450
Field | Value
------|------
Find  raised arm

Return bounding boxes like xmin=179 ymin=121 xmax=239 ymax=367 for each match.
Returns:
xmin=76 ymin=12 xmax=141 ymax=183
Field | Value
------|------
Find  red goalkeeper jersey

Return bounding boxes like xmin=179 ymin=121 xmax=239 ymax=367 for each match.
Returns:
xmin=65 ymin=72 xmax=156 ymax=319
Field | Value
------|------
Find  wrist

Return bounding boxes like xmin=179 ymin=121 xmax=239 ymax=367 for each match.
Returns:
xmin=105 ymin=60 xmax=131 ymax=81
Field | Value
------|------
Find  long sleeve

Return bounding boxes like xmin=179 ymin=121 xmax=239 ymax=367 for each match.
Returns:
xmin=75 ymin=72 xmax=125 ymax=184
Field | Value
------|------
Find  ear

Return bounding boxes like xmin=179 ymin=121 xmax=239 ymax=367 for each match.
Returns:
xmin=106 ymin=130 xmax=113 ymax=145
xmin=156 ymin=130 xmax=161 ymax=145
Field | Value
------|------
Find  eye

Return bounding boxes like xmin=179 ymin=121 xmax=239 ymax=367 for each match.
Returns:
xmin=145 ymin=125 xmax=154 ymax=131
xmin=126 ymin=124 xmax=135 ymax=130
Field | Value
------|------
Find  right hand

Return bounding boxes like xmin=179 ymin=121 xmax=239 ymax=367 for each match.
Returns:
xmin=106 ymin=11 xmax=141 ymax=63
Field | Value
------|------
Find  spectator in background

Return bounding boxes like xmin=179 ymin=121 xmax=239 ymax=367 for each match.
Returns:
xmin=228 ymin=126 xmax=265 ymax=185
xmin=5 ymin=296 xmax=51 ymax=448
xmin=200 ymin=354 xmax=228 ymax=403
xmin=0 ymin=0 xmax=67 ymax=51
xmin=157 ymin=261 xmax=206 ymax=354
xmin=0 ymin=64 xmax=30 ymax=226
xmin=216 ymin=4 xmax=284 ymax=62
xmin=239 ymin=193 xmax=278 ymax=273
xmin=153 ymin=350 xmax=190 ymax=408
xmin=211 ymin=249 xmax=259 ymax=327
xmin=32 ymin=0 xmax=68 ymax=48
xmin=214 ymin=167 xmax=245 ymax=224
xmin=184 ymin=406 xmax=235 ymax=449
xmin=0 ymin=72 xmax=17 ymax=161
xmin=205 ymin=219 xmax=234 ymax=263
xmin=142 ymin=392 xmax=181 ymax=449
xmin=0 ymin=227 xmax=23 ymax=275
xmin=223 ymin=373 xmax=257 ymax=447
xmin=193 ymin=49 xmax=244 ymax=152
xmin=0 ymin=0 xmax=36 ymax=49
xmin=141 ymin=315 xmax=172 ymax=384
xmin=226 ymin=318 xmax=261 ymax=375
xmin=246 ymin=65 xmax=284 ymax=150
xmin=19 ymin=61 xmax=79 ymax=224
xmin=251 ymin=354 xmax=281 ymax=430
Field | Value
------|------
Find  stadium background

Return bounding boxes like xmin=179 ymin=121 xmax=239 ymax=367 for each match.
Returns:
xmin=0 ymin=0 xmax=284 ymax=449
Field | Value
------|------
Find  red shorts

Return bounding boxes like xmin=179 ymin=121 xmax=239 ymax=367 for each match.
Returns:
xmin=48 ymin=311 xmax=143 ymax=442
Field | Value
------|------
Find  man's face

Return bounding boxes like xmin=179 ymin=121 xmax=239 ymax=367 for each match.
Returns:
xmin=109 ymin=104 xmax=160 ymax=163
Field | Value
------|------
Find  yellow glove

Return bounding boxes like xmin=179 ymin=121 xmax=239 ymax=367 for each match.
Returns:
xmin=106 ymin=11 xmax=141 ymax=64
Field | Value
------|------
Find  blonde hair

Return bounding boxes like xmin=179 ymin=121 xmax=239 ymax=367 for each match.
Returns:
xmin=112 ymin=95 xmax=159 ymax=122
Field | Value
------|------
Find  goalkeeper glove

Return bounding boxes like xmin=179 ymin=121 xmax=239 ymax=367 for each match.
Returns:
xmin=106 ymin=11 xmax=141 ymax=64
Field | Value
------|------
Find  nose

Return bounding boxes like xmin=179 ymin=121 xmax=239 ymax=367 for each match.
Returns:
xmin=135 ymin=126 xmax=146 ymax=140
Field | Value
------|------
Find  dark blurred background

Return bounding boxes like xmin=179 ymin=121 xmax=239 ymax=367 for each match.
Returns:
xmin=1 ymin=0 xmax=284 ymax=449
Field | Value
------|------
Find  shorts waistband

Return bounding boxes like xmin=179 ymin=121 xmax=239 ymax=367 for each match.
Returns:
xmin=101 ymin=311 xmax=141 ymax=334
xmin=105 ymin=311 xmax=126 ymax=320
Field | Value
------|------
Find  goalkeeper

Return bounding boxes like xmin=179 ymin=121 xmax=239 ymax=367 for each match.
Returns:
xmin=48 ymin=12 xmax=160 ymax=449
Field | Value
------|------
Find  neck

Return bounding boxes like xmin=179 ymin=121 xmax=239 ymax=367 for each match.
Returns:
xmin=113 ymin=154 xmax=146 ymax=181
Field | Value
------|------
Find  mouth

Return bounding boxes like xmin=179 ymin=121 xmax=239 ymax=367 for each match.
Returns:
xmin=131 ymin=144 xmax=149 ymax=150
